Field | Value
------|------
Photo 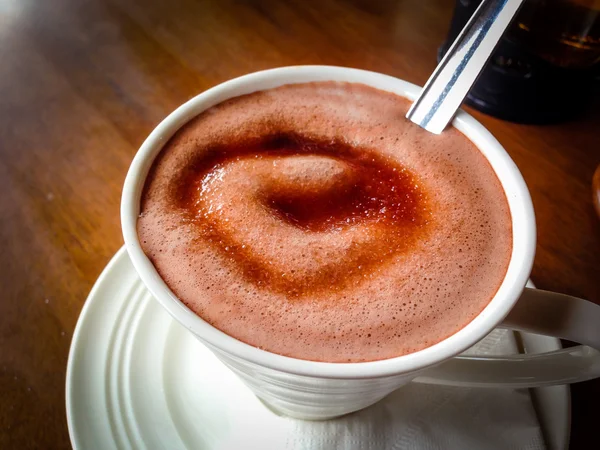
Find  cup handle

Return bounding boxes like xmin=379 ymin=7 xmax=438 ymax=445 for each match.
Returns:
xmin=414 ymin=287 xmax=600 ymax=388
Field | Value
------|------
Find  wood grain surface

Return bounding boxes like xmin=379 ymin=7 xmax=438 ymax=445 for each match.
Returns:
xmin=0 ymin=0 xmax=598 ymax=448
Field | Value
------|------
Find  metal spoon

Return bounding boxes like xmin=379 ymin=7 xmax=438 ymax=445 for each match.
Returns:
xmin=406 ymin=0 xmax=525 ymax=134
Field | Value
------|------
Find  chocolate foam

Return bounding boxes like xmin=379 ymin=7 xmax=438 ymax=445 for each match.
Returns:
xmin=138 ymin=81 xmax=512 ymax=362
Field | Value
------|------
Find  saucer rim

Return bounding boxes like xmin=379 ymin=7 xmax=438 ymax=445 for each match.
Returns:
xmin=66 ymin=246 xmax=570 ymax=450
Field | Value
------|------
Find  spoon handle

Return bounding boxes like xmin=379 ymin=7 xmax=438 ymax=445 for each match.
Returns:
xmin=406 ymin=0 xmax=524 ymax=134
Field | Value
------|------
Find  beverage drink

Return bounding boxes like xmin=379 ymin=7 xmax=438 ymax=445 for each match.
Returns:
xmin=123 ymin=68 xmax=600 ymax=420
xmin=443 ymin=0 xmax=600 ymax=123
xmin=138 ymin=81 xmax=512 ymax=363
xmin=508 ymin=0 xmax=600 ymax=69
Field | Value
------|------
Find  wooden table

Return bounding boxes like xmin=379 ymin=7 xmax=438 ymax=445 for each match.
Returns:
xmin=1 ymin=0 xmax=598 ymax=448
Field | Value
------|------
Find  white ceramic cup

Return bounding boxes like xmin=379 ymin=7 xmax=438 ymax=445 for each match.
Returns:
xmin=121 ymin=66 xmax=600 ymax=420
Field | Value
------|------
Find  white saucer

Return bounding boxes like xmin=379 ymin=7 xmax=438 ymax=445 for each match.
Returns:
xmin=66 ymin=247 xmax=570 ymax=450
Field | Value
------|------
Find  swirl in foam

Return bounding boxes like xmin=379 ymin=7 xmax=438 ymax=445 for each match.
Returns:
xmin=175 ymin=133 xmax=429 ymax=297
xmin=138 ymin=82 xmax=512 ymax=362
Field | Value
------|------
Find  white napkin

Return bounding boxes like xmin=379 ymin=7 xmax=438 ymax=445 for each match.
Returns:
xmin=217 ymin=329 xmax=546 ymax=450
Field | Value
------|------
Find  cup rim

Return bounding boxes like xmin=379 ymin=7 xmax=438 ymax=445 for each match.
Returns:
xmin=121 ymin=65 xmax=536 ymax=379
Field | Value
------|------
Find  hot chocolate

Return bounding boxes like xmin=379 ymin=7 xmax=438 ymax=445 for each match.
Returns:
xmin=138 ymin=81 xmax=512 ymax=362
